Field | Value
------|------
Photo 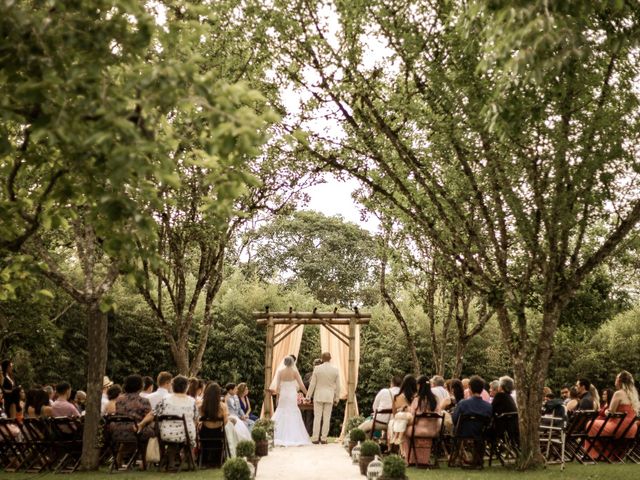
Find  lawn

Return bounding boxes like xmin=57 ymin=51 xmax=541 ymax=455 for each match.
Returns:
xmin=406 ymin=463 xmax=639 ymax=480
xmin=0 ymin=464 xmax=638 ymax=480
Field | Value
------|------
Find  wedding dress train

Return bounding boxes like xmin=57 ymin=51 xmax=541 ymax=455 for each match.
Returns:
xmin=272 ymin=380 xmax=311 ymax=446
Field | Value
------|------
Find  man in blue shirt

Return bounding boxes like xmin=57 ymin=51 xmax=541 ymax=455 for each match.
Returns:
xmin=453 ymin=375 xmax=493 ymax=438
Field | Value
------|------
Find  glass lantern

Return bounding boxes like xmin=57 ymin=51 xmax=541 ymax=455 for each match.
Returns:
xmin=351 ymin=441 xmax=361 ymax=464
xmin=244 ymin=458 xmax=256 ymax=479
xmin=366 ymin=455 xmax=383 ymax=479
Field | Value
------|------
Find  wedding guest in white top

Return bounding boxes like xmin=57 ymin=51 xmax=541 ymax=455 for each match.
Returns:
xmin=146 ymin=372 xmax=172 ymax=410
xmin=138 ymin=375 xmax=198 ymax=446
xmin=358 ymin=375 xmax=402 ymax=433
xmin=430 ymin=375 xmax=449 ymax=404
xmin=101 ymin=376 xmax=113 ymax=415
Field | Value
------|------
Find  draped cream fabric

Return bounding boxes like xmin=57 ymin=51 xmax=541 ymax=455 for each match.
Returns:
xmin=260 ymin=323 xmax=304 ymax=417
xmin=320 ymin=323 xmax=360 ymax=437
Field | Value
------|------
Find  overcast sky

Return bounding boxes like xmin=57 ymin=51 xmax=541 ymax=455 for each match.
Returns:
xmin=300 ymin=174 xmax=380 ymax=233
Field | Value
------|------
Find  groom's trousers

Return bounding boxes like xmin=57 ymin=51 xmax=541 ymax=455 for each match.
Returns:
xmin=312 ymin=401 xmax=332 ymax=441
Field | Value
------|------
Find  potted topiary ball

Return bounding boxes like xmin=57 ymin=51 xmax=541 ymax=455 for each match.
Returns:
xmin=252 ymin=426 xmax=269 ymax=457
xmin=349 ymin=428 xmax=366 ymax=454
xmin=236 ymin=440 xmax=256 ymax=459
xmin=381 ymin=454 xmax=407 ymax=480
xmin=237 ymin=439 xmax=260 ymax=474
xmin=360 ymin=440 xmax=380 ymax=476
xmin=223 ymin=457 xmax=252 ymax=480
xmin=359 ymin=440 xmax=381 ymax=475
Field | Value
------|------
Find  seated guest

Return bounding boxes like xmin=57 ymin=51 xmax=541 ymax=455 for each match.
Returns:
xmin=43 ymin=385 xmax=55 ymax=405
xmin=576 ymin=378 xmax=595 ymax=410
xmin=115 ymin=375 xmax=153 ymax=440
xmin=26 ymin=389 xmax=53 ymax=418
xmin=453 ymin=375 xmax=493 ymax=437
xmin=237 ymin=383 xmax=258 ymax=422
xmin=491 ymin=376 xmax=519 ymax=444
xmin=389 ymin=375 xmax=417 ymax=446
xmin=141 ymin=376 xmax=154 ymax=397
xmin=1 ymin=359 xmax=19 ymax=419
xmin=489 ymin=380 xmax=500 ymax=402
xmin=147 ymin=372 xmax=172 ymax=410
xmin=560 ymin=384 xmax=571 ymax=405
xmin=439 ymin=379 xmax=464 ymax=412
xmin=101 ymin=376 xmax=113 ymax=415
xmin=566 ymin=386 xmax=580 ymax=412
xmin=74 ymin=390 xmax=87 ymax=414
xmin=598 ymin=388 xmax=615 ymax=418
xmin=404 ymin=375 xmax=441 ymax=464
xmin=589 ymin=384 xmax=601 ymax=411
xmin=430 ymin=376 xmax=449 ymax=404
xmin=51 ymin=382 xmax=80 ymax=417
xmin=199 ymin=382 xmax=229 ymax=465
xmin=225 ymin=383 xmax=254 ymax=431
xmin=358 ymin=375 xmax=402 ymax=434
xmin=104 ymin=384 xmax=122 ymax=415
xmin=586 ymin=371 xmax=639 ymax=460
xmin=224 ymin=383 xmax=251 ymax=442
xmin=138 ymin=375 xmax=197 ymax=446
xmin=187 ymin=378 xmax=205 ymax=407
xmin=542 ymin=390 xmax=567 ymax=427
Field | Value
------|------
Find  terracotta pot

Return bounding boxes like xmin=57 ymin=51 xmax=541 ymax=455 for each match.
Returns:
xmin=359 ymin=455 xmax=374 ymax=475
xmin=349 ymin=441 xmax=357 ymax=454
xmin=255 ymin=440 xmax=269 ymax=457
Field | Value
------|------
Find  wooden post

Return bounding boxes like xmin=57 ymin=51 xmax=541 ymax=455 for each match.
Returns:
xmin=346 ymin=318 xmax=357 ymax=420
xmin=263 ymin=316 xmax=275 ymax=418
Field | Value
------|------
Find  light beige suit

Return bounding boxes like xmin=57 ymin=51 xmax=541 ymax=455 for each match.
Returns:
xmin=306 ymin=361 xmax=340 ymax=442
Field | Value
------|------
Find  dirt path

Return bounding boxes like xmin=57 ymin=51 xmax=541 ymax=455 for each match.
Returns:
xmin=257 ymin=442 xmax=363 ymax=480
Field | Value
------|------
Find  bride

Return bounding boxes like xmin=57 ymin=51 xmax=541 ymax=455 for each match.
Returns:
xmin=271 ymin=356 xmax=311 ymax=446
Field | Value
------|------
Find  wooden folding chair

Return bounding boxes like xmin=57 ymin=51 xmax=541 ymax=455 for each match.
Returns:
xmin=197 ymin=419 xmax=229 ymax=468
xmin=488 ymin=412 xmax=519 ymax=467
xmin=103 ymin=414 xmax=144 ymax=472
xmin=0 ymin=418 xmax=28 ymax=471
xmin=539 ymin=413 xmax=567 ymax=470
xmin=369 ymin=408 xmax=392 ymax=453
xmin=624 ymin=416 xmax=640 ymax=463
xmin=449 ymin=414 xmax=491 ymax=470
xmin=584 ymin=411 xmax=626 ymax=462
xmin=156 ymin=414 xmax=196 ymax=472
xmin=20 ymin=417 xmax=55 ymax=472
xmin=49 ymin=417 xmax=83 ymax=473
xmin=565 ymin=410 xmax=598 ymax=463
xmin=406 ymin=412 xmax=444 ymax=468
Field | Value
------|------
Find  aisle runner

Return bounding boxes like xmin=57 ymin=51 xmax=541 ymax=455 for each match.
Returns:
xmin=257 ymin=443 xmax=362 ymax=480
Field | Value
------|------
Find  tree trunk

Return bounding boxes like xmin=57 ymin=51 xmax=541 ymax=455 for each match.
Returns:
xmin=172 ymin=343 xmax=190 ymax=376
xmin=453 ymin=338 xmax=467 ymax=379
xmin=80 ymin=302 xmax=109 ymax=470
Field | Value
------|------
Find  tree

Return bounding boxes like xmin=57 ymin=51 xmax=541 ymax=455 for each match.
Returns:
xmin=269 ymin=0 xmax=640 ymax=468
xmin=248 ymin=210 xmax=378 ymax=306
xmin=1 ymin=0 xmax=274 ymax=469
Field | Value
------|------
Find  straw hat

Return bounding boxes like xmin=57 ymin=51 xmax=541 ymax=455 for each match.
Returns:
xmin=103 ymin=376 xmax=114 ymax=388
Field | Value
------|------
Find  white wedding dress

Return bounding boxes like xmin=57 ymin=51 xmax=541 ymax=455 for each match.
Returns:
xmin=272 ymin=380 xmax=311 ymax=447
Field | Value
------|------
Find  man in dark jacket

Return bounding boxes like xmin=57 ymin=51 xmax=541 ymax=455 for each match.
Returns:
xmin=576 ymin=378 xmax=594 ymax=410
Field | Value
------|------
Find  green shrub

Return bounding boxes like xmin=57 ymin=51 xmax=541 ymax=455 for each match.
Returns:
xmin=223 ymin=457 xmax=251 ymax=480
xmin=251 ymin=426 xmax=267 ymax=442
xmin=236 ymin=440 xmax=255 ymax=458
xmin=382 ymin=454 xmax=406 ymax=479
xmin=253 ymin=418 xmax=274 ymax=436
xmin=345 ymin=415 xmax=365 ymax=433
xmin=359 ymin=440 xmax=380 ymax=457
xmin=349 ymin=428 xmax=366 ymax=442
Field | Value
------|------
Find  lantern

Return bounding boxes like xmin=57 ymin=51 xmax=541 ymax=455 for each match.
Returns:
xmin=366 ymin=455 xmax=383 ymax=480
xmin=351 ymin=441 xmax=361 ymax=464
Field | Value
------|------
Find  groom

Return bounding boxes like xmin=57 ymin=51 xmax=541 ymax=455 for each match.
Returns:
xmin=306 ymin=351 xmax=340 ymax=444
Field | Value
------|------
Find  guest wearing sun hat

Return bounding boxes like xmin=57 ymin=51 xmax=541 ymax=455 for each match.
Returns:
xmin=101 ymin=376 xmax=113 ymax=415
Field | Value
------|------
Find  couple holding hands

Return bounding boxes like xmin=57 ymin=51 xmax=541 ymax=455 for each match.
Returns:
xmin=271 ymin=352 xmax=340 ymax=446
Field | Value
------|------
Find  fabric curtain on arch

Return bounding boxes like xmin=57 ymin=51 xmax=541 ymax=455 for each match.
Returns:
xmin=320 ymin=323 xmax=360 ymax=437
xmin=260 ymin=323 xmax=304 ymax=418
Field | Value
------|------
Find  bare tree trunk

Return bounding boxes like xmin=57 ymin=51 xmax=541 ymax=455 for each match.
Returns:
xmin=80 ymin=302 xmax=108 ymax=470
xmin=380 ymin=248 xmax=421 ymax=375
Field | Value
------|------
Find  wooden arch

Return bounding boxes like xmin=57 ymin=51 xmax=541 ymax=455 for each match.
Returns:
xmin=254 ymin=307 xmax=370 ymax=421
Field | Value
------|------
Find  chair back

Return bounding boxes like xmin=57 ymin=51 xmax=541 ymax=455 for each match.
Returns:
xmin=566 ymin=410 xmax=597 ymax=435
xmin=156 ymin=414 xmax=191 ymax=445
xmin=455 ymin=413 xmax=491 ymax=439
xmin=412 ymin=412 xmax=444 ymax=438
